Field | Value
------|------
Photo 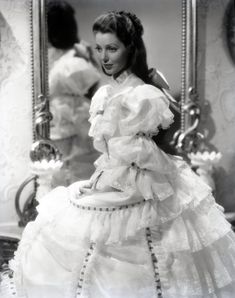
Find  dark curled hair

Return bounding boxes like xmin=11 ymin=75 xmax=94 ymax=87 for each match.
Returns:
xmin=47 ymin=0 xmax=79 ymax=50
xmin=92 ymin=11 xmax=151 ymax=83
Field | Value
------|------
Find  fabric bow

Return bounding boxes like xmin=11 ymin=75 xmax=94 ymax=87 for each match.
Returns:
xmin=149 ymin=68 xmax=180 ymax=112
xmin=148 ymin=68 xmax=170 ymax=90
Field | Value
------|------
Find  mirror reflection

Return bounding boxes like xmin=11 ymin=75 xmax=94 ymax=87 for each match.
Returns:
xmin=46 ymin=0 xmax=182 ymax=187
xmin=47 ymin=0 xmax=101 ymax=187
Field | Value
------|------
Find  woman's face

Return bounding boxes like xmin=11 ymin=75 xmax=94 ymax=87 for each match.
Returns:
xmin=94 ymin=32 xmax=130 ymax=77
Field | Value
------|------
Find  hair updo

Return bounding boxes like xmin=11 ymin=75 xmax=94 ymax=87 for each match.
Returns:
xmin=122 ymin=11 xmax=144 ymax=37
xmin=93 ymin=11 xmax=150 ymax=83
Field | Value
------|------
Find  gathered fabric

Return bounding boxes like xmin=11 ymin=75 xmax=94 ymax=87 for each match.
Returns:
xmin=10 ymin=71 xmax=235 ymax=298
xmin=48 ymin=48 xmax=100 ymax=186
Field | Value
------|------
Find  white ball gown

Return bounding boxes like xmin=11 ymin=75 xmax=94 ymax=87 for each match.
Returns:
xmin=9 ymin=71 xmax=235 ymax=297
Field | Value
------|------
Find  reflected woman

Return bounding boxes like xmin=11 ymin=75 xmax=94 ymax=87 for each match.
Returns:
xmin=47 ymin=0 xmax=100 ymax=187
xmin=10 ymin=10 xmax=235 ymax=298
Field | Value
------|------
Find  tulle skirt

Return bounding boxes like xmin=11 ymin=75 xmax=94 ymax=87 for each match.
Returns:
xmin=8 ymin=158 xmax=235 ymax=297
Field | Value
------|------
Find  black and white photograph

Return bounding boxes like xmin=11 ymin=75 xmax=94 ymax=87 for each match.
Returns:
xmin=0 ymin=0 xmax=235 ymax=297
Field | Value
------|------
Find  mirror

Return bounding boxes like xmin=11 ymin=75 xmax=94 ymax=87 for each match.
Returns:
xmin=45 ymin=0 xmax=183 ymax=188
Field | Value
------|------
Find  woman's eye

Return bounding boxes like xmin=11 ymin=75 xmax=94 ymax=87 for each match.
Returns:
xmin=108 ymin=47 xmax=117 ymax=52
xmin=95 ymin=46 xmax=102 ymax=53
xmin=107 ymin=47 xmax=117 ymax=53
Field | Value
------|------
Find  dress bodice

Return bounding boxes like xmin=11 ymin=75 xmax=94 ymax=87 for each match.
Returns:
xmin=88 ymin=71 xmax=177 ymax=201
xmin=89 ymin=71 xmax=174 ymax=153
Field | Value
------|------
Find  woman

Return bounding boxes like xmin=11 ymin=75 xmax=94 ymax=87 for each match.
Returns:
xmin=47 ymin=0 xmax=100 ymax=187
xmin=11 ymin=11 xmax=235 ymax=298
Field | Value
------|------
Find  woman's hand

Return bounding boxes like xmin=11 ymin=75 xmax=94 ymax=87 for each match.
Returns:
xmin=69 ymin=180 xmax=93 ymax=196
xmin=79 ymin=180 xmax=93 ymax=194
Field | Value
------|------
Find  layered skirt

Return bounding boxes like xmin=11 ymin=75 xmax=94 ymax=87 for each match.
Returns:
xmin=10 ymin=158 xmax=235 ymax=298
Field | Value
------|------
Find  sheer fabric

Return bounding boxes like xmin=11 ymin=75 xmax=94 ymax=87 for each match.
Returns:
xmin=9 ymin=71 xmax=235 ymax=298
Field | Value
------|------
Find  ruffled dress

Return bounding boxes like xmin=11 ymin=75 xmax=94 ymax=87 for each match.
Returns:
xmin=11 ymin=71 xmax=235 ymax=298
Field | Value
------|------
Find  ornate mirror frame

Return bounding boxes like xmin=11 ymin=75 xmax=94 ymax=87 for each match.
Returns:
xmin=14 ymin=0 xmax=61 ymax=227
xmin=32 ymin=0 xmax=199 ymax=151
xmin=18 ymin=0 xmax=199 ymax=226
xmin=173 ymin=0 xmax=202 ymax=154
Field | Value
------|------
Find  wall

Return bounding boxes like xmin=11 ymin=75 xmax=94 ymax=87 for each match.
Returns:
xmin=67 ymin=0 xmax=182 ymax=96
xmin=0 ymin=0 xmax=33 ymax=226
xmin=197 ymin=0 xmax=235 ymax=211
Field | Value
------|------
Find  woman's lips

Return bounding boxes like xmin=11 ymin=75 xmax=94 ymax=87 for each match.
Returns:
xmin=103 ymin=64 xmax=113 ymax=70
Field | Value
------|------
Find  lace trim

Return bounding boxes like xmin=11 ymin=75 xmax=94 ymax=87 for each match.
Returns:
xmin=146 ymin=227 xmax=163 ymax=297
xmin=70 ymin=197 xmax=145 ymax=212
xmin=136 ymin=131 xmax=157 ymax=138
xmin=76 ymin=243 xmax=95 ymax=297
xmin=112 ymin=69 xmax=132 ymax=85
xmin=0 ymin=268 xmax=18 ymax=297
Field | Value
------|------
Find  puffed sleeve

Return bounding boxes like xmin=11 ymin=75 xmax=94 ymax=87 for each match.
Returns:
xmin=88 ymin=85 xmax=119 ymax=152
xmin=88 ymin=85 xmax=108 ymax=122
xmin=49 ymin=55 xmax=100 ymax=96
xmin=119 ymin=84 xmax=174 ymax=136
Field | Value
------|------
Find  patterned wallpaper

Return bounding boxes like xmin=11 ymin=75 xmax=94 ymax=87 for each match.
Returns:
xmin=0 ymin=0 xmax=33 ymax=225
xmin=197 ymin=0 xmax=235 ymax=211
